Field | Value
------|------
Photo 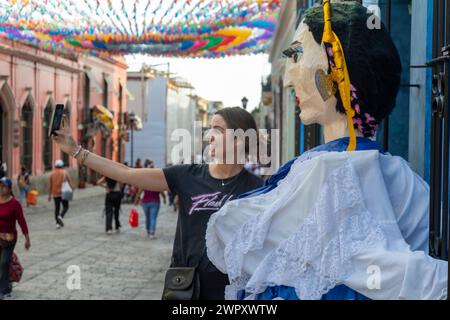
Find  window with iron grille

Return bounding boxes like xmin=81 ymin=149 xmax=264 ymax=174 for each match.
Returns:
xmin=61 ymin=103 xmax=71 ymax=166
xmin=103 ymin=78 xmax=108 ymax=108
xmin=427 ymin=0 xmax=450 ymax=299
xmin=82 ymin=72 xmax=92 ymax=183
xmin=102 ymin=78 xmax=110 ymax=159
xmin=429 ymin=0 xmax=450 ymax=261
xmin=101 ymin=132 xmax=107 ymax=158
xmin=21 ymin=101 xmax=33 ymax=172
xmin=43 ymin=103 xmax=53 ymax=171
xmin=83 ymin=73 xmax=90 ymax=125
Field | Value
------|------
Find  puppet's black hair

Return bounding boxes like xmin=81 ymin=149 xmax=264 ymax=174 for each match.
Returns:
xmin=303 ymin=1 xmax=401 ymax=130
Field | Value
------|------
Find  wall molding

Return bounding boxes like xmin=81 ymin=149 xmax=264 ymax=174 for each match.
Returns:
xmin=0 ymin=43 xmax=81 ymax=74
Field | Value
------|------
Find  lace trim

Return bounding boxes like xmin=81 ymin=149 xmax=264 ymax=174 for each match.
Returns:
xmin=221 ymin=160 xmax=385 ymax=300
xmin=226 ymin=152 xmax=331 ymax=277
xmin=206 ymin=152 xmax=325 ymax=275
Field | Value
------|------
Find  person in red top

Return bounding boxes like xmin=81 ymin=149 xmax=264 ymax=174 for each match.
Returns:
xmin=0 ymin=177 xmax=30 ymax=300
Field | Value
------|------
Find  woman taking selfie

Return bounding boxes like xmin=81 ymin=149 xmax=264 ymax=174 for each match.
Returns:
xmin=53 ymin=107 xmax=263 ymax=300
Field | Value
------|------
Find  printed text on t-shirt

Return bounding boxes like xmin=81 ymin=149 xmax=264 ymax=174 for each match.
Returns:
xmin=189 ymin=192 xmax=234 ymax=215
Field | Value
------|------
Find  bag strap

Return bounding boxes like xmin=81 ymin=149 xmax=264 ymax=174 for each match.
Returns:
xmin=194 ymin=246 xmax=207 ymax=270
xmin=63 ymin=172 xmax=69 ymax=183
xmin=172 ymin=246 xmax=206 ymax=270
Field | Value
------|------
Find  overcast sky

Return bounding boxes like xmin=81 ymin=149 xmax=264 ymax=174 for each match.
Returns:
xmin=125 ymin=53 xmax=272 ymax=112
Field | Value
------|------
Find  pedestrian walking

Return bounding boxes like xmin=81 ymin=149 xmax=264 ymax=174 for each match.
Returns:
xmin=53 ymin=107 xmax=263 ymax=300
xmin=121 ymin=162 xmax=132 ymax=203
xmin=97 ymin=176 xmax=123 ymax=235
xmin=0 ymin=177 xmax=30 ymax=300
xmin=144 ymin=159 xmax=153 ymax=168
xmin=135 ymin=158 xmax=142 ymax=168
xmin=0 ymin=161 xmax=5 ymax=179
xmin=48 ymin=160 xmax=74 ymax=229
xmin=134 ymin=161 xmax=166 ymax=239
xmin=17 ymin=166 xmax=31 ymax=206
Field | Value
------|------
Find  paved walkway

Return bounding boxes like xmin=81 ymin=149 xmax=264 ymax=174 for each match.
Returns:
xmin=9 ymin=187 xmax=177 ymax=300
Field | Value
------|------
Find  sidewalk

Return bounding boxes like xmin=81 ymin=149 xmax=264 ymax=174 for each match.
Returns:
xmin=11 ymin=189 xmax=177 ymax=300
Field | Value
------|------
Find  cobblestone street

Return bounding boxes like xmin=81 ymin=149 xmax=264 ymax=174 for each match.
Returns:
xmin=8 ymin=187 xmax=177 ymax=300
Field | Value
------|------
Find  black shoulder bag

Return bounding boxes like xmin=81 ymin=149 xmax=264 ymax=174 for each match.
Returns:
xmin=161 ymin=267 xmax=200 ymax=300
xmin=161 ymin=250 xmax=205 ymax=300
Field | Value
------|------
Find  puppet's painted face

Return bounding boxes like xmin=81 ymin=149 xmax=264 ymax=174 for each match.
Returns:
xmin=284 ymin=21 xmax=339 ymax=125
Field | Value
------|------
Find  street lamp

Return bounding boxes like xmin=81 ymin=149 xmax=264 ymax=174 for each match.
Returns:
xmin=241 ymin=96 xmax=248 ymax=110
xmin=129 ymin=112 xmax=136 ymax=167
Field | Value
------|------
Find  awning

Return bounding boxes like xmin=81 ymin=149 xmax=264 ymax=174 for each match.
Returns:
xmin=0 ymin=75 xmax=8 ymax=89
xmin=103 ymin=73 xmax=113 ymax=93
xmin=93 ymin=104 xmax=114 ymax=130
xmin=126 ymin=86 xmax=135 ymax=101
xmin=117 ymin=78 xmax=135 ymax=101
xmin=85 ymin=68 xmax=104 ymax=94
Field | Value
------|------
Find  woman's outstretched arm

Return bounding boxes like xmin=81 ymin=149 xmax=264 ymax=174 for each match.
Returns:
xmin=53 ymin=117 xmax=169 ymax=192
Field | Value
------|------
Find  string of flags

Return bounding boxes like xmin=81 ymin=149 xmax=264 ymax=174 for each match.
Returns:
xmin=0 ymin=0 xmax=281 ymax=58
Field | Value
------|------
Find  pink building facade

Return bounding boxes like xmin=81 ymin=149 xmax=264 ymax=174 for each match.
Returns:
xmin=0 ymin=39 xmax=128 ymax=193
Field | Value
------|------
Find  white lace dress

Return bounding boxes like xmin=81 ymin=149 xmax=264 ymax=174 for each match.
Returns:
xmin=206 ymin=150 xmax=448 ymax=300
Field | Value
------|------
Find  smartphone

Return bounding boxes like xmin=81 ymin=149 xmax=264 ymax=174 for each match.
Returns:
xmin=48 ymin=104 xmax=65 ymax=137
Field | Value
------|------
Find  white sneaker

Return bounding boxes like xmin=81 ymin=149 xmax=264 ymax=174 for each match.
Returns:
xmin=106 ymin=230 xmax=113 ymax=235
xmin=56 ymin=223 xmax=61 ymax=229
xmin=56 ymin=216 xmax=64 ymax=227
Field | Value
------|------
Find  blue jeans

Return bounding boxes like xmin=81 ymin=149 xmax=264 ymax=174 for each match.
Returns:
xmin=142 ymin=202 xmax=160 ymax=234
xmin=0 ymin=241 xmax=16 ymax=294
xmin=19 ymin=187 xmax=29 ymax=205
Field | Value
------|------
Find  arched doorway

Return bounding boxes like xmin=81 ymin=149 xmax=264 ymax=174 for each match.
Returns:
xmin=21 ymin=99 xmax=33 ymax=171
xmin=43 ymin=101 xmax=53 ymax=171
xmin=0 ymin=81 xmax=15 ymax=176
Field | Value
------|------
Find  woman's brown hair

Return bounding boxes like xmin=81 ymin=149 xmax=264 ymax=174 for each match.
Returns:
xmin=215 ymin=107 xmax=259 ymax=160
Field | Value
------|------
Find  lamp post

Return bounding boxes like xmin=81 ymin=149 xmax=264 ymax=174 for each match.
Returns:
xmin=241 ymin=96 xmax=248 ymax=110
xmin=129 ymin=112 xmax=135 ymax=167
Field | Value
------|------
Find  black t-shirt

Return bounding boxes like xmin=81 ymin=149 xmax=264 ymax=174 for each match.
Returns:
xmin=163 ymin=164 xmax=263 ymax=272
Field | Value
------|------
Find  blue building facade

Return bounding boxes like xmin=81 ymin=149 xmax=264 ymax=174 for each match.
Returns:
xmin=270 ymin=0 xmax=449 ymax=295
